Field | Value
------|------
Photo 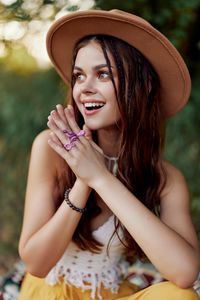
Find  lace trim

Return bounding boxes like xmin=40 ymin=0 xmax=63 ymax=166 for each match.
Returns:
xmin=45 ymin=215 xmax=126 ymax=299
xmin=45 ymin=264 xmax=124 ymax=300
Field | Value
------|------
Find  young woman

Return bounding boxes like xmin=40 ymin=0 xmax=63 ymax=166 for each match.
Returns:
xmin=18 ymin=9 xmax=200 ymax=300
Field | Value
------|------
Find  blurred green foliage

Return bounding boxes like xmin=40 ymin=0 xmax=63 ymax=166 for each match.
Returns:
xmin=0 ymin=49 xmax=66 ymax=270
xmin=0 ymin=0 xmax=199 ymax=271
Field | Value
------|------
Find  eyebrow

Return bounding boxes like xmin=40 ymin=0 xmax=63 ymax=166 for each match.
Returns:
xmin=73 ymin=64 xmax=114 ymax=71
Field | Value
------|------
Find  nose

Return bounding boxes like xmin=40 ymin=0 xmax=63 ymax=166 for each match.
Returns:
xmin=80 ymin=77 xmax=97 ymax=95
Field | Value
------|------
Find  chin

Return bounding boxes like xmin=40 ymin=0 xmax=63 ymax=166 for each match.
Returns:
xmin=84 ymin=118 xmax=120 ymax=132
xmin=85 ymin=124 xmax=102 ymax=131
xmin=83 ymin=120 xmax=101 ymax=130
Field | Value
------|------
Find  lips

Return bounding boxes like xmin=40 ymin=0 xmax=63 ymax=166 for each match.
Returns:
xmin=81 ymin=100 xmax=105 ymax=115
xmin=83 ymin=102 xmax=105 ymax=110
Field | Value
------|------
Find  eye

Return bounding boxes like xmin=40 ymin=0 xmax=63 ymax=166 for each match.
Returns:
xmin=98 ymin=71 xmax=110 ymax=80
xmin=73 ymin=72 xmax=85 ymax=82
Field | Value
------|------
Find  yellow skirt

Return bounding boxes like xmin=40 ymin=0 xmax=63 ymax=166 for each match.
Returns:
xmin=19 ymin=273 xmax=199 ymax=300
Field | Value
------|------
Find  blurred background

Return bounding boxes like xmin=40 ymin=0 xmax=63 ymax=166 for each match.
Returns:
xmin=0 ymin=0 xmax=199 ymax=274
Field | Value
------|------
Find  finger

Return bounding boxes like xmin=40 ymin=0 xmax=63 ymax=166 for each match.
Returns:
xmin=64 ymin=106 xmax=88 ymax=145
xmin=63 ymin=138 xmax=84 ymax=156
xmin=64 ymin=106 xmax=90 ymax=147
xmin=50 ymin=110 xmax=68 ymax=131
xmin=48 ymin=136 xmax=72 ymax=161
xmin=56 ymin=104 xmax=68 ymax=123
xmin=83 ymin=124 xmax=93 ymax=141
xmin=47 ymin=113 xmax=59 ymax=128
xmin=49 ymin=131 xmax=63 ymax=147
xmin=64 ymin=106 xmax=81 ymax=134
xmin=48 ymin=113 xmax=70 ymax=145
xmin=52 ymin=129 xmax=83 ymax=154
xmin=50 ymin=110 xmax=75 ymax=141
xmin=47 ymin=114 xmax=58 ymax=130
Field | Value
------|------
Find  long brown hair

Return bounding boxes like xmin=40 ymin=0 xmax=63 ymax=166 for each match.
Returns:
xmin=67 ymin=35 xmax=166 ymax=258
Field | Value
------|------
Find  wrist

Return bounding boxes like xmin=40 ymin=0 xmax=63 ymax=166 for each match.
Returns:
xmin=74 ymin=178 xmax=91 ymax=194
xmin=66 ymin=179 xmax=91 ymax=210
xmin=64 ymin=188 xmax=87 ymax=213
xmin=89 ymin=169 xmax=113 ymax=191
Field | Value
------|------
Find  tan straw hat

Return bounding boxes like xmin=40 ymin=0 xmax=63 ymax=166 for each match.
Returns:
xmin=46 ymin=9 xmax=191 ymax=117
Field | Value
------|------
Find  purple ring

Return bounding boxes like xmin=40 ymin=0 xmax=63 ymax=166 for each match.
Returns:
xmin=63 ymin=129 xmax=71 ymax=135
xmin=63 ymin=129 xmax=85 ymax=139
xmin=69 ymin=136 xmax=78 ymax=143
xmin=76 ymin=129 xmax=85 ymax=137
xmin=63 ymin=129 xmax=76 ymax=138
xmin=63 ymin=129 xmax=85 ymax=151
xmin=64 ymin=142 xmax=76 ymax=151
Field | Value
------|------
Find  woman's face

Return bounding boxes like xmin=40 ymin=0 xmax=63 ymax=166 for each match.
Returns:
xmin=72 ymin=41 xmax=120 ymax=131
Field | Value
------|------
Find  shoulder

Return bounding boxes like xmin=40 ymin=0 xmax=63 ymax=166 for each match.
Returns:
xmin=30 ymin=129 xmax=69 ymax=185
xmin=31 ymin=129 xmax=61 ymax=164
xmin=162 ymin=160 xmax=187 ymax=191
xmin=32 ymin=129 xmax=53 ymax=152
xmin=30 ymin=130 xmax=57 ymax=170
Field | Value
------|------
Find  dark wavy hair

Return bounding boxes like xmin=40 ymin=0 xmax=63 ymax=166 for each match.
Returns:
xmin=66 ymin=35 xmax=166 ymax=259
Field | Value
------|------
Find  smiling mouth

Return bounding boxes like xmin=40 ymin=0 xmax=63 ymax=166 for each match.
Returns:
xmin=84 ymin=102 xmax=105 ymax=111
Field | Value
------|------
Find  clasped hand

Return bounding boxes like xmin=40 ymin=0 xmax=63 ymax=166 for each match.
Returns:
xmin=47 ymin=104 xmax=108 ymax=188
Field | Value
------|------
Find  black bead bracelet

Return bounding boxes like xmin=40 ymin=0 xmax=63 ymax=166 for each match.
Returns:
xmin=64 ymin=188 xmax=87 ymax=214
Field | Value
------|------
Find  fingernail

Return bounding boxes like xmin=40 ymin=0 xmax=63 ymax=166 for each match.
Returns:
xmin=65 ymin=107 xmax=69 ymax=113
xmin=68 ymin=105 xmax=74 ymax=115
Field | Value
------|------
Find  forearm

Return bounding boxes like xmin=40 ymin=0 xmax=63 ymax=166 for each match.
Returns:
xmin=92 ymin=172 xmax=199 ymax=287
xmin=19 ymin=180 xmax=91 ymax=277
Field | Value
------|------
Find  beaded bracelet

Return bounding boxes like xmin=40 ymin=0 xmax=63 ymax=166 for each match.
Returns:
xmin=64 ymin=188 xmax=87 ymax=213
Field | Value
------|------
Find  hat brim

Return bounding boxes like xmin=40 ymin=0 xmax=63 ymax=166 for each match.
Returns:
xmin=46 ymin=10 xmax=191 ymax=117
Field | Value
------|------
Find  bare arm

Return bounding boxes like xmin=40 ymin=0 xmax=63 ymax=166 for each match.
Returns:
xmin=90 ymin=162 xmax=200 ymax=288
xmin=18 ymin=130 xmax=91 ymax=277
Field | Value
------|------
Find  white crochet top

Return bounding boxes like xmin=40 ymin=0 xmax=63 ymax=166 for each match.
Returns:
xmin=45 ymin=215 xmax=128 ymax=299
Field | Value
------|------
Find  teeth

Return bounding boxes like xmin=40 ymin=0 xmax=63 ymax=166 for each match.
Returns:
xmin=84 ymin=102 xmax=104 ymax=108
